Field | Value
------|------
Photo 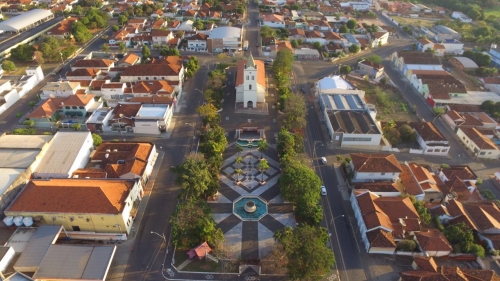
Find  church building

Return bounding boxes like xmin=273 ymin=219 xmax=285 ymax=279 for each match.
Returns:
xmin=235 ymin=54 xmax=266 ymax=108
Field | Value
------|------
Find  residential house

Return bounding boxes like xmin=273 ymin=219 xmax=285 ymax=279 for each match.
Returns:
xmin=353 ymin=182 xmax=403 ymax=197
xmin=405 ymin=162 xmax=444 ymax=202
xmin=350 ymin=190 xmax=421 ymax=254
xmin=183 ymin=9 xmax=197 ymax=20
xmin=120 ymin=64 xmax=184 ymax=97
xmin=324 ymin=42 xmax=344 ymax=54
xmin=390 ymin=51 xmax=442 ymax=77
xmin=288 ymin=28 xmax=306 ymax=40
xmin=482 ymin=77 xmax=500 ymax=93
xmin=302 ymin=11 xmax=323 ymax=20
xmin=187 ymin=32 xmax=208 ymax=51
xmin=456 ymin=127 xmax=500 ymax=160
xmin=260 ymin=14 xmax=285 ymax=28
xmin=402 ymin=259 xmax=500 ymax=281
xmin=71 ymin=59 xmax=115 ymax=72
xmin=151 ymin=8 xmax=163 ymax=18
xmin=151 ymin=29 xmax=175 ymax=45
xmin=305 ymin=30 xmax=325 ymax=44
xmin=410 ymin=122 xmax=450 ymax=156
xmin=116 ymin=53 xmax=141 ymax=67
xmin=371 ymin=31 xmax=389 ymax=47
xmin=417 ymin=37 xmax=434 ymax=52
xmin=451 ymin=11 xmax=472 ymax=23
xmin=177 ymin=20 xmax=194 ymax=31
xmin=350 ymin=153 xmax=403 ymax=182
xmin=357 ymin=60 xmax=384 ymax=79
xmin=5 ymin=178 xmax=142 ymax=235
xmin=73 ymin=141 xmax=156 ymax=186
xmin=46 ymin=17 xmax=77 ymax=39
xmin=40 ymin=82 xmax=81 ymax=99
xmin=65 ymin=68 xmax=100 ymax=81
xmin=268 ymin=40 xmax=293 ymax=58
xmin=100 ymin=82 xmax=129 ymax=106
xmin=413 ymin=230 xmax=452 ymax=257
xmin=322 ymin=31 xmax=343 ymax=44
xmin=306 ymin=20 xmax=330 ymax=32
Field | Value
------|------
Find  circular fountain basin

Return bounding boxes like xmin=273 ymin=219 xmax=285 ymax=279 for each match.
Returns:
xmin=233 ymin=196 xmax=268 ymax=221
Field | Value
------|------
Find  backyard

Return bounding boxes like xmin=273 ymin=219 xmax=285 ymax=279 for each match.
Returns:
xmin=347 ymin=78 xmax=419 ymax=123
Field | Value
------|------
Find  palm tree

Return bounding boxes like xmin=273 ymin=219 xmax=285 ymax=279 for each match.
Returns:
xmin=235 ymin=156 xmax=243 ymax=168
xmin=257 ymin=139 xmax=268 ymax=159
xmin=257 ymin=158 xmax=269 ymax=184
xmin=234 ymin=168 xmax=243 ymax=184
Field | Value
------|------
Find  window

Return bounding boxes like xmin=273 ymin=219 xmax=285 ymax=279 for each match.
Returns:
xmin=343 ymin=137 xmax=371 ymax=142
xmin=138 ymin=77 xmax=141 ymax=80
xmin=252 ymin=76 xmax=254 ymax=80
xmin=249 ymin=84 xmax=252 ymax=90
xmin=79 ymin=106 xmax=84 ymax=109
xmin=65 ymin=106 xmax=70 ymax=109
xmin=154 ymin=77 xmax=157 ymax=80
xmin=72 ymin=106 xmax=77 ymax=109
xmin=381 ymin=172 xmax=386 ymax=175
xmin=480 ymin=152 xmax=486 ymax=155
xmin=146 ymin=77 xmax=149 ymax=80
xmin=246 ymin=75 xmax=249 ymax=80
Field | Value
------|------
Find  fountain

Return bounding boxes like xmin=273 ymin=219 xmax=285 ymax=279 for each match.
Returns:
xmin=233 ymin=196 xmax=268 ymax=221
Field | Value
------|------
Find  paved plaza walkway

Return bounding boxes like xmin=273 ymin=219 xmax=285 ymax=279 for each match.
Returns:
xmin=209 ymin=148 xmax=295 ymax=261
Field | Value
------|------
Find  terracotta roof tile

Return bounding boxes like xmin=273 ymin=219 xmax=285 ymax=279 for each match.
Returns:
xmin=118 ymin=53 xmax=140 ymax=66
xmin=415 ymin=230 xmax=452 ymax=252
xmin=121 ymin=64 xmax=182 ymax=77
xmin=27 ymin=98 xmax=65 ymax=119
xmin=400 ymin=164 xmax=424 ymax=196
xmin=410 ymin=122 xmax=447 ymax=142
xmin=413 ymin=256 xmax=439 ymax=273
xmin=132 ymin=81 xmax=174 ymax=95
xmin=366 ymin=229 xmax=396 ymax=248
xmin=440 ymin=166 xmax=477 ymax=181
xmin=407 ymin=163 xmax=440 ymax=192
xmin=350 ymin=153 xmax=403 ymax=173
xmin=72 ymin=59 xmax=115 ymax=69
xmin=235 ymin=58 xmax=266 ymax=88
xmin=7 ymin=179 xmax=135 ymax=214
xmin=48 ymin=17 xmax=77 ymax=35
xmin=353 ymin=182 xmax=402 ymax=193
xmin=483 ymin=77 xmax=500 ymax=84
xmin=459 ymin=127 xmax=499 ymax=151
xmin=66 ymin=68 xmax=99 ymax=78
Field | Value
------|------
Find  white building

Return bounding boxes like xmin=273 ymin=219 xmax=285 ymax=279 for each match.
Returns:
xmin=40 ymin=82 xmax=81 ymax=99
xmin=133 ymin=104 xmax=173 ymax=134
xmin=451 ymin=11 xmax=472 ymax=23
xmin=208 ymin=26 xmax=242 ymax=53
xmin=456 ymin=127 xmax=500 ymax=160
xmin=350 ymin=153 xmax=403 ymax=182
xmin=410 ymin=122 xmax=450 ymax=156
xmin=235 ymin=55 xmax=266 ymax=108
xmin=32 ymin=132 xmax=94 ymax=179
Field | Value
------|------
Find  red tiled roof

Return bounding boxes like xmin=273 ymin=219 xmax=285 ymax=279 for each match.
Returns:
xmin=350 ymin=153 xmax=403 ymax=173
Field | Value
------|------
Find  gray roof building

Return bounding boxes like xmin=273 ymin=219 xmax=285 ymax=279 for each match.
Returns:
xmin=0 ymin=9 xmax=54 ymax=32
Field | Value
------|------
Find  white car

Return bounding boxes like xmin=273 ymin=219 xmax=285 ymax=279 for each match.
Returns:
xmin=321 ymin=186 xmax=327 ymax=196
xmin=321 ymin=157 xmax=327 ymax=164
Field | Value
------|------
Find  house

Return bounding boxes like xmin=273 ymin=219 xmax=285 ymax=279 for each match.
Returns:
xmin=235 ymin=55 xmax=266 ymax=109
xmin=401 ymin=261 xmax=500 ymax=281
xmin=412 ymin=256 xmax=438 ymax=272
xmin=410 ymin=122 xmax=450 ymax=156
xmin=260 ymin=14 xmax=285 ymax=28
xmin=357 ymin=60 xmax=384 ymax=79
xmin=390 ymin=51 xmax=442 ymax=77
xmin=207 ymin=26 xmax=242 ymax=53
xmin=353 ymin=182 xmax=403 ymax=197
xmin=46 ymin=17 xmax=77 ymax=39
xmin=26 ymin=94 xmax=98 ymax=128
xmin=371 ymin=31 xmax=389 ymax=47
xmin=183 ymin=9 xmax=197 ymax=20
xmin=120 ymin=64 xmax=184 ymax=94
xmin=456 ymin=127 xmax=500 ymax=160
xmin=268 ymin=40 xmax=293 ymax=58
xmin=306 ymin=20 xmax=330 ymax=32
xmin=414 ymin=230 xmax=452 ymax=257
xmin=65 ymin=68 xmax=100 ymax=80
xmin=132 ymin=104 xmax=173 ymax=134
xmin=350 ymin=153 xmax=403 ymax=182
xmin=5 ymin=179 xmax=142 ymax=235
xmin=71 ymin=59 xmax=115 ymax=72
xmin=322 ymin=31 xmax=343 ymax=44
xmin=116 ymin=53 xmax=141 ymax=67
xmin=72 ymin=142 xmax=156 ymax=185
xmin=449 ymin=57 xmax=478 ymax=71
xmin=151 ymin=8 xmax=163 ymax=18
xmin=294 ymin=48 xmax=320 ymax=60
xmin=324 ymin=42 xmax=344 ymax=54
xmin=482 ymin=77 xmax=500 ymax=93
xmin=431 ymin=25 xmax=461 ymax=41
xmin=40 ymin=82 xmax=81 ymax=99
xmin=405 ymin=162 xmax=443 ymax=202
xmin=186 ymin=32 xmax=208 ymax=51
xmin=151 ymin=29 xmax=175 ymax=45
xmin=32 ymin=132 xmax=94 ymax=179
xmin=416 ymin=37 xmax=433 ymax=52
xmin=288 ymin=28 xmax=306 ymax=40
xmin=177 ymin=20 xmax=194 ymax=31
xmin=350 ymin=190 xmax=420 ymax=254
xmin=451 ymin=11 xmax=472 ymax=23
xmin=100 ymin=82 xmax=129 ymax=105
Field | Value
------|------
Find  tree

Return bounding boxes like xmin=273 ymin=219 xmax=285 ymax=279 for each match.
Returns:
xmin=364 ymin=55 xmax=382 ymax=64
xmin=312 ymin=41 xmax=321 ymax=50
xmin=291 ymin=39 xmax=298 ymax=48
xmin=33 ymin=51 xmax=45 ymax=64
xmin=432 ymin=107 xmax=445 ymax=116
xmin=170 ymin=200 xmax=224 ymax=248
xmin=28 ymin=101 xmax=36 ymax=107
xmin=384 ymin=127 xmax=401 ymax=145
xmin=340 ymin=65 xmax=351 ymax=75
xmin=92 ymin=133 xmax=103 ymax=147
xmin=101 ymin=44 xmax=110 ymax=53
xmin=112 ymin=25 xmax=120 ymax=32
xmin=118 ymin=42 xmax=127 ymax=53
xmin=118 ymin=15 xmax=128 ymax=25
xmin=234 ymin=168 xmax=243 ymax=183
xmin=204 ymin=125 xmax=227 ymax=158
xmin=193 ymin=20 xmax=204 ymax=30
xmin=172 ymin=155 xmax=213 ymax=199
xmin=469 ymin=244 xmax=485 ymax=257
xmin=397 ymin=240 xmax=417 ymax=251
xmin=346 ymin=19 xmax=357 ymax=29
xmin=260 ymin=25 xmax=275 ymax=38
xmin=11 ymin=44 xmax=35 ymax=62
xmin=274 ymin=225 xmax=335 ymax=280
xmin=257 ymin=158 xmax=269 ymax=183
xmin=339 ymin=25 xmax=348 ymax=33
xmin=277 ymin=129 xmax=297 ymax=162
xmin=70 ymin=123 xmax=81 ymax=131
xmin=283 ymin=94 xmax=307 ymax=131
xmin=141 ymin=45 xmax=151 ymax=59
xmin=349 ymin=44 xmax=360 ymax=53
xmin=23 ymin=120 xmax=34 ymax=127
xmin=236 ymin=145 xmax=243 ymax=155
xmin=71 ymin=21 xmax=92 ymax=42
xmin=235 ymin=156 xmax=243 ymax=168
xmin=257 ymin=139 xmax=268 ymax=159
xmin=197 ymin=103 xmax=219 ymax=125
xmin=409 ymin=196 xmax=431 ymax=225
xmin=279 ymin=160 xmax=323 ymax=223
xmin=398 ymin=124 xmax=416 ymax=142
xmin=444 ymin=223 xmax=474 ymax=253
xmin=481 ymin=100 xmax=495 ymax=114
xmin=1 ymin=60 xmax=15 ymax=72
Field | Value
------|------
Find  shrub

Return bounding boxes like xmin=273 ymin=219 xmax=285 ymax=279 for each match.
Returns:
xmin=397 ymin=240 xmax=417 ymax=251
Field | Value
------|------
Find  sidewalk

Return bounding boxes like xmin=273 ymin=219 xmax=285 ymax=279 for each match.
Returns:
xmin=106 ymin=150 xmax=165 ymax=281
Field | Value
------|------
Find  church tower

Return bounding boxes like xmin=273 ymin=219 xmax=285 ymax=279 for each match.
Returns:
xmin=243 ymin=54 xmax=258 ymax=108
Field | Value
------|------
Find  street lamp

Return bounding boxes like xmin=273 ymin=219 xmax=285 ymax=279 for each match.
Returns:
xmin=195 ymin=88 xmax=203 ymax=95
xmin=151 ymin=231 xmax=166 ymax=242
xmin=313 ymin=141 xmax=323 ymax=163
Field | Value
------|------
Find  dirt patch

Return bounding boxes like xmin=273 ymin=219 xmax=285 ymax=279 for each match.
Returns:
xmin=390 ymin=16 xmax=437 ymax=28
xmin=347 ymin=78 xmax=419 ymax=123
xmin=442 ymin=61 xmax=483 ymax=91
xmin=364 ymin=254 xmax=413 ymax=281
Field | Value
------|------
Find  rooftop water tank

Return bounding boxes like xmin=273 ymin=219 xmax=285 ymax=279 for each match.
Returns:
xmin=3 ymin=216 xmax=13 ymax=227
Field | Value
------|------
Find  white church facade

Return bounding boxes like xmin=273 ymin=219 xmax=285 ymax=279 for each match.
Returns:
xmin=235 ymin=55 xmax=266 ymax=108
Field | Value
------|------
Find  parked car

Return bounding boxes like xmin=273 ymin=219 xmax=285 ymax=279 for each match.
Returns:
xmin=265 ymin=58 xmax=273 ymax=62
xmin=321 ymin=186 xmax=327 ymax=196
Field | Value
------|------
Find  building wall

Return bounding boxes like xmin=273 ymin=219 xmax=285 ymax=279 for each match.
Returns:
xmin=0 ymin=247 xmax=15 ymax=272
xmin=341 ymin=133 xmax=382 ymax=147
xmin=187 ymin=39 xmax=207 ymax=50
xmin=352 ymin=169 xmax=400 ymax=182
xmin=41 ymin=89 xmax=77 ymax=99
xmin=416 ymin=133 xmax=450 ymax=156
xmin=350 ymin=191 xmax=371 ymax=252
xmin=261 ymin=21 xmax=285 ymax=28
xmin=133 ymin=120 xmax=161 ymax=134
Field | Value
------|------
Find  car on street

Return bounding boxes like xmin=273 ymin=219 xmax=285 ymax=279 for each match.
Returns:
xmin=321 ymin=186 xmax=327 ymax=196
xmin=265 ymin=58 xmax=273 ymax=62
xmin=321 ymin=157 xmax=327 ymax=164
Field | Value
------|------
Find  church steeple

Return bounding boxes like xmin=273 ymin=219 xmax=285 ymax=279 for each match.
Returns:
xmin=246 ymin=53 xmax=256 ymax=69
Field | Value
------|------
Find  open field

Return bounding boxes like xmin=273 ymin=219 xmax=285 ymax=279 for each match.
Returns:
xmin=390 ymin=16 xmax=437 ymax=28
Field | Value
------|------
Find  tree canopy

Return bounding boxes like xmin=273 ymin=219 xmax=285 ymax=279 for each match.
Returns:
xmin=170 ymin=200 xmax=224 ymax=248
xmin=346 ymin=19 xmax=357 ymax=29
xmin=444 ymin=222 xmax=474 ymax=253
xmin=11 ymin=44 xmax=35 ymax=62
xmin=349 ymin=44 xmax=360 ymax=53
xmin=172 ymin=155 xmax=213 ymax=200
xmin=1 ymin=60 xmax=15 ymax=72
xmin=283 ymin=94 xmax=307 ymax=131
xmin=274 ymin=225 xmax=335 ymax=280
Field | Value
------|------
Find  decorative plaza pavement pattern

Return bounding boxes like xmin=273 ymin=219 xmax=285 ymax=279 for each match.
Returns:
xmin=209 ymin=149 xmax=296 ymax=260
